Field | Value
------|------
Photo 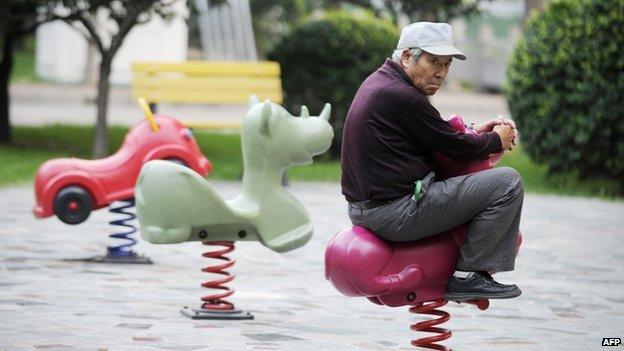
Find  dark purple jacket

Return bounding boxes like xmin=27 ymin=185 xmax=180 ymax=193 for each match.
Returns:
xmin=341 ymin=59 xmax=502 ymax=202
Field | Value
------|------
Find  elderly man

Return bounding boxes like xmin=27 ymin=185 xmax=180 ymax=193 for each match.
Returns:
xmin=341 ymin=22 xmax=523 ymax=301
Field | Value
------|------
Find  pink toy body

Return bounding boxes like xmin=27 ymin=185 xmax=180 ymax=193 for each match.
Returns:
xmin=33 ymin=115 xmax=211 ymax=224
xmin=325 ymin=115 xmax=521 ymax=308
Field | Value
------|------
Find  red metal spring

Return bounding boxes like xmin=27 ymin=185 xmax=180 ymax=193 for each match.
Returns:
xmin=200 ymin=241 xmax=236 ymax=311
xmin=409 ymin=299 xmax=452 ymax=350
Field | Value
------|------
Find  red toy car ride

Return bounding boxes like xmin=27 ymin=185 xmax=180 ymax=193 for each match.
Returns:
xmin=33 ymin=113 xmax=211 ymax=225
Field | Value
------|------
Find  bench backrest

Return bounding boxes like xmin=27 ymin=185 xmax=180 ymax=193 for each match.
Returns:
xmin=131 ymin=61 xmax=283 ymax=105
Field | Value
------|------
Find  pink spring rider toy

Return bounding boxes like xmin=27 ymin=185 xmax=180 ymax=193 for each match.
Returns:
xmin=325 ymin=115 xmax=522 ymax=350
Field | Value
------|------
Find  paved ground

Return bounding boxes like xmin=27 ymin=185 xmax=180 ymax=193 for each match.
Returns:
xmin=1 ymin=182 xmax=623 ymax=350
xmin=3 ymin=83 xmax=623 ymax=349
xmin=10 ymin=83 xmax=509 ymax=127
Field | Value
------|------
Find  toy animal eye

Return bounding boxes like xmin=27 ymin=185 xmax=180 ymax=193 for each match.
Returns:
xmin=182 ymin=128 xmax=194 ymax=140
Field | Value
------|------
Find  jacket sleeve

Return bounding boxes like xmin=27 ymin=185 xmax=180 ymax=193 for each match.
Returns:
xmin=400 ymin=97 xmax=502 ymax=160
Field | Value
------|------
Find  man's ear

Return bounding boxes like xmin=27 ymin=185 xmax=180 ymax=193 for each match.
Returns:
xmin=401 ymin=49 xmax=411 ymax=68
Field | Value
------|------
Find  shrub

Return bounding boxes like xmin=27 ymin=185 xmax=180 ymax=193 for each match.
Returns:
xmin=269 ymin=11 xmax=398 ymax=157
xmin=505 ymin=0 xmax=624 ymax=187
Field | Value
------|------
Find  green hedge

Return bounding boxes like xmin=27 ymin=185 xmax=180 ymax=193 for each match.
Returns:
xmin=506 ymin=0 xmax=624 ymax=186
xmin=269 ymin=11 xmax=398 ymax=157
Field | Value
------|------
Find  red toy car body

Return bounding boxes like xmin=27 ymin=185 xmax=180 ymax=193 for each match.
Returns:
xmin=33 ymin=115 xmax=211 ymax=224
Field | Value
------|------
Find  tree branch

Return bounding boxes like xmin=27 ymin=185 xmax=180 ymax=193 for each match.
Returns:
xmin=108 ymin=0 xmax=161 ymax=57
xmin=74 ymin=11 xmax=106 ymax=53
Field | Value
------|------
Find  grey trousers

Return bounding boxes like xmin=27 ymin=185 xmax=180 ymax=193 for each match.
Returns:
xmin=348 ymin=167 xmax=524 ymax=272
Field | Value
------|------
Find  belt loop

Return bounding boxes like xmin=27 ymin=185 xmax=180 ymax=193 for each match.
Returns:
xmin=412 ymin=180 xmax=423 ymax=201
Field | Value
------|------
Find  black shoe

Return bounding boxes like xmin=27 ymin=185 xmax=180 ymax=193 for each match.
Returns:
xmin=444 ymin=271 xmax=522 ymax=301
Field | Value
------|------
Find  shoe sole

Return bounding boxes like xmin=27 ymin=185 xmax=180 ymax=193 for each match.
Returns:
xmin=444 ymin=288 xmax=522 ymax=302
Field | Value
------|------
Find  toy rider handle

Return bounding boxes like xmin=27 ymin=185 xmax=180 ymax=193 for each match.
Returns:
xmin=447 ymin=114 xmax=505 ymax=167
xmin=137 ymin=97 xmax=160 ymax=132
xmin=373 ymin=265 xmax=423 ymax=295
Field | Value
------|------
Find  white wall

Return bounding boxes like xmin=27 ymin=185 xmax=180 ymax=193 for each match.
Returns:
xmin=35 ymin=0 xmax=188 ymax=85
xmin=109 ymin=1 xmax=188 ymax=84
xmin=35 ymin=21 xmax=89 ymax=84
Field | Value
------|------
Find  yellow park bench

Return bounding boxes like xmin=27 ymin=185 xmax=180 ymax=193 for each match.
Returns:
xmin=131 ymin=61 xmax=283 ymax=130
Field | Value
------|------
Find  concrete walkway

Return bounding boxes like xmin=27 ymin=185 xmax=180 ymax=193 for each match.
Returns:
xmin=10 ymin=83 xmax=509 ymax=127
xmin=1 ymin=182 xmax=623 ymax=350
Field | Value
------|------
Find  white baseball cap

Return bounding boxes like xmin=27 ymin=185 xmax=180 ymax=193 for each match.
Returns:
xmin=397 ymin=22 xmax=466 ymax=60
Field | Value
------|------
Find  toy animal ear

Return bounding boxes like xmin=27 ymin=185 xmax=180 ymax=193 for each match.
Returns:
xmin=260 ymin=100 xmax=272 ymax=137
xmin=320 ymin=103 xmax=331 ymax=121
xmin=249 ymin=95 xmax=260 ymax=108
xmin=300 ymin=105 xmax=310 ymax=118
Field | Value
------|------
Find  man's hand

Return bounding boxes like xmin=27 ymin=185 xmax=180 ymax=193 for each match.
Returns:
xmin=475 ymin=119 xmax=500 ymax=133
xmin=476 ymin=116 xmax=518 ymax=149
xmin=493 ymin=124 xmax=515 ymax=150
xmin=475 ymin=116 xmax=516 ymax=132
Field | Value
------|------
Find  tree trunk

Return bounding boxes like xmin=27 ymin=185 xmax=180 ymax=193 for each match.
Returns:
xmin=0 ymin=34 xmax=14 ymax=145
xmin=92 ymin=55 xmax=112 ymax=158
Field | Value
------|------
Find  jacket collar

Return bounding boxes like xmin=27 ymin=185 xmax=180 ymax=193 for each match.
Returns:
xmin=381 ymin=58 xmax=414 ymax=87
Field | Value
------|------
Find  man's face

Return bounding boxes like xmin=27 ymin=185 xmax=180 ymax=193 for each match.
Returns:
xmin=402 ymin=51 xmax=452 ymax=95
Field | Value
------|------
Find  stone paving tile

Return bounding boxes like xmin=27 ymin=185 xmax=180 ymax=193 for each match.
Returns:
xmin=1 ymin=183 xmax=623 ymax=350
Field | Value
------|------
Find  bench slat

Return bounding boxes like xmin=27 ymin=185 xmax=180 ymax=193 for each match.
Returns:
xmin=133 ymin=76 xmax=281 ymax=91
xmin=132 ymin=61 xmax=280 ymax=76
xmin=131 ymin=61 xmax=284 ymax=128
xmin=133 ymin=90 xmax=283 ymax=104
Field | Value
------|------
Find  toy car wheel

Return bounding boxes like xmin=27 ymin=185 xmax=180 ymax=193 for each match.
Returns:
xmin=53 ymin=186 xmax=93 ymax=225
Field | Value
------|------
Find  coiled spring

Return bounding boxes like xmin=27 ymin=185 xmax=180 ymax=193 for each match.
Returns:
xmin=107 ymin=198 xmax=138 ymax=257
xmin=409 ymin=299 xmax=452 ymax=350
xmin=200 ymin=241 xmax=236 ymax=311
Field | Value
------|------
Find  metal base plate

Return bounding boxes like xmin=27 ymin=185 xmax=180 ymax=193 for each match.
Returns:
xmin=65 ymin=252 xmax=153 ymax=264
xmin=180 ymin=306 xmax=254 ymax=320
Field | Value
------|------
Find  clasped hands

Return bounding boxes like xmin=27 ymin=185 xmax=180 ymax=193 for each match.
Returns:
xmin=475 ymin=116 xmax=518 ymax=151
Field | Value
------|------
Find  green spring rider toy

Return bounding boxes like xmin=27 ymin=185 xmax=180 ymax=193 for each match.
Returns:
xmin=135 ymin=96 xmax=334 ymax=319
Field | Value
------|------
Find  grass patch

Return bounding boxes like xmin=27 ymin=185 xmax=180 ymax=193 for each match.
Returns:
xmin=11 ymin=35 xmax=37 ymax=83
xmin=0 ymin=124 xmax=340 ymax=186
xmin=0 ymin=125 xmax=621 ymax=199
xmin=0 ymin=147 xmax=66 ymax=185
xmin=194 ymin=130 xmax=242 ymax=180
xmin=12 ymin=50 xmax=36 ymax=82
xmin=1 ymin=125 xmax=128 ymax=186
xmin=289 ymin=160 xmax=341 ymax=182
xmin=498 ymin=147 xmax=622 ymax=199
